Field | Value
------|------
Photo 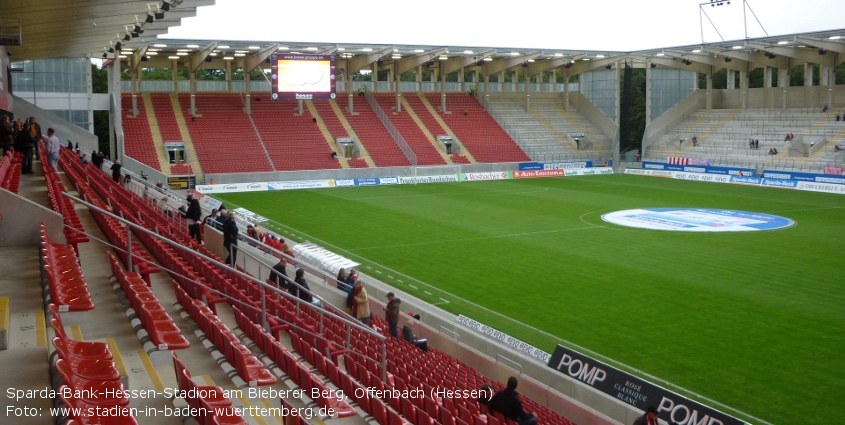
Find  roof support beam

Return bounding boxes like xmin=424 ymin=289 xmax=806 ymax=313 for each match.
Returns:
xmin=440 ymin=49 xmax=496 ymax=75
xmin=187 ymin=43 xmax=217 ymax=72
xmin=244 ymin=44 xmax=280 ymax=73
xmin=395 ymin=48 xmax=447 ymax=75
xmin=482 ymin=52 xmax=541 ymax=75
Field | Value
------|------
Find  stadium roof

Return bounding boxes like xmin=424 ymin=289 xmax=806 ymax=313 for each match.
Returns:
xmin=111 ymin=29 xmax=845 ymax=78
xmin=2 ymin=0 xmax=213 ymax=61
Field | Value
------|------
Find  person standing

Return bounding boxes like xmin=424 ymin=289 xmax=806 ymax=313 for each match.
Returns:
xmin=385 ymin=292 xmax=401 ymax=339
xmin=186 ymin=197 xmax=202 ymax=243
xmin=632 ymin=407 xmax=659 ymax=425
xmin=110 ymin=160 xmax=122 ymax=183
xmin=26 ymin=117 xmax=43 ymax=160
xmin=0 ymin=115 xmax=14 ymax=155
xmin=222 ymin=211 xmax=238 ymax=266
xmin=45 ymin=128 xmax=62 ymax=170
xmin=353 ymin=279 xmax=371 ymax=325
xmin=14 ymin=121 xmax=35 ymax=174
xmin=291 ymin=268 xmax=314 ymax=304
xmin=489 ymin=377 xmax=537 ymax=425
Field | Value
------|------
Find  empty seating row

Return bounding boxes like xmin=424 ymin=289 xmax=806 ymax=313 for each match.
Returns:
xmin=120 ymin=93 xmax=162 ymax=171
xmin=107 ymin=251 xmax=189 ymax=350
xmin=250 ymin=99 xmax=341 ymax=171
xmin=173 ymin=352 xmax=248 ymax=425
xmin=424 ymin=93 xmax=529 ymax=163
xmin=42 ymin=146 xmax=89 ymax=253
xmin=338 ymin=99 xmax=411 ymax=167
xmin=170 ymin=161 xmax=194 ymax=175
xmin=373 ymin=93 xmax=446 ymax=166
xmin=0 ymin=149 xmax=21 ymax=193
xmin=40 ymin=223 xmax=94 ymax=311
xmin=175 ymin=284 xmax=277 ymax=386
xmin=48 ymin=304 xmax=137 ymax=424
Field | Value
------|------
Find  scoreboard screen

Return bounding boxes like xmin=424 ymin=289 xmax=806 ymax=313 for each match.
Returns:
xmin=270 ymin=54 xmax=337 ymax=100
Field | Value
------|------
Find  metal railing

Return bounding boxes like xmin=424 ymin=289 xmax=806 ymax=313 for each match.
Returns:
xmin=364 ymin=92 xmax=418 ymax=166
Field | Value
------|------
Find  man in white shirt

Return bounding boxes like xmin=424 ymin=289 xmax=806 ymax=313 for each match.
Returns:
xmin=45 ymin=128 xmax=61 ymax=170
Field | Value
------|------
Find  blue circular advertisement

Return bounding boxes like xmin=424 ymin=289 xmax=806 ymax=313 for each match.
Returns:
xmin=601 ymin=208 xmax=795 ymax=232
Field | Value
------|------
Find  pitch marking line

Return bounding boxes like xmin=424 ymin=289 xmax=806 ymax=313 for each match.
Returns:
xmin=234 ymin=208 xmax=773 ymax=425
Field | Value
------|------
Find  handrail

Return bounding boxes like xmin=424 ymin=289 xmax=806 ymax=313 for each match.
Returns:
xmin=365 ymin=92 xmax=418 ymax=166
xmin=61 ymin=191 xmax=385 ymax=342
xmin=496 ymin=353 xmax=524 ymax=375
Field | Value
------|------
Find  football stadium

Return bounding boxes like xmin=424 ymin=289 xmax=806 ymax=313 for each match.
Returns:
xmin=0 ymin=2 xmax=843 ymax=425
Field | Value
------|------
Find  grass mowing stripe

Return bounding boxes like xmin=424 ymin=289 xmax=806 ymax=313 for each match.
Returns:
xmin=214 ymin=174 xmax=845 ymax=425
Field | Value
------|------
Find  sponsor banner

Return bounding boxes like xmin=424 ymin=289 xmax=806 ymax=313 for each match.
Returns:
xmin=195 ymin=182 xmax=268 ymax=193
xmin=668 ymin=157 xmax=711 ymax=166
xmin=697 ymin=165 xmax=755 ymax=176
xmin=335 ymin=178 xmax=355 ymax=187
xmin=456 ymin=315 xmax=551 ymax=363
xmin=399 ymin=175 xmax=459 ymax=184
xmin=602 ymin=208 xmax=794 ymax=232
xmin=232 ymin=207 xmax=269 ymax=223
xmin=566 ymin=167 xmax=614 ymax=176
xmin=267 ymin=180 xmax=335 ymax=190
xmin=797 ymin=181 xmax=845 ymax=194
xmin=730 ymin=176 xmax=763 ymax=185
xmin=187 ymin=189 xmax=223 ymax=211
xmin=624 ymin=169 xmax=674 ymax=178
xmin=459 ymin=171 xmax=511 ymax=182
xmin=761 ymin=178 xmax=798 ymax=188
xmin=518 ymin=161 xmax=592 ymax=171
xmin=763 ymin=170 xmax=845 ymax=185
xmin=642 ymin=162 xmax=685 ymax=172
xmin=512 ymin=169 xmax=567 ymax=179
xmin=548 ymin=345 xmax=745 ymax=425
xmin=354 ymin=176 xmax=401 ymax=186
xmin=824 ymin=166 xmax=843 ymax=175
xmin=672 ymin=172 xmax=732 ymax=183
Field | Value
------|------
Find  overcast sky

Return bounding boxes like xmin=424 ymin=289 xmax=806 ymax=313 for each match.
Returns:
xmin=164 ymin=0 xmax=845 ymax=51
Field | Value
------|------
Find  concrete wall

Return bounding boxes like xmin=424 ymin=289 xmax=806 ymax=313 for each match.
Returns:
xmin=11 ymin=95 xmax=98 ymax=153
xmin=568 ymin=92 xmax=618 ymax=141
xmin=644 ymin=90 xmax=706 ymax=155
xmin=205 ymin=163 xmax=525 ymax=185
xmin=712 ymin=85 xmax=845 ymax=110
xmin=0 ymin=188 xmax=65 ymax=247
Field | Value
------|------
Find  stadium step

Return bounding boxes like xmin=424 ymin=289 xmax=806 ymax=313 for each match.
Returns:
xmin=305 ymin=100 xmax=349 ymax=169
xmin=546 ymin=97 xmax=606 ymax=151
xmin=170 ymin=93 xmax=206 ymax=181
xmin=328 ymin=99 xmax=376 ymax=167
xmin=417 ymin=93 xmax=477 ymax=164
xmin=399 ymin=96 xmax=454 ymax=165
xmin=528 ymin=104 xmax=576 ymax=150
xmin=142 ymin=93 xmax=177 ymax=173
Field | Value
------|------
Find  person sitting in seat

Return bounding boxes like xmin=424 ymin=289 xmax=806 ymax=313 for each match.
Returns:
xmin=402 ymin=322 xmax=428 ymax=352
xmin=835 ymin=145 xmax=842 ymax=153
xmin=489 ymin=377 xmax=537 ymax=425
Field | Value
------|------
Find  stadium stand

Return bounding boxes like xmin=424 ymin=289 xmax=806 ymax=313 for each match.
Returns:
xmin=424 ymin=93 xmax=529 ymax=163
xmin=373 ymin=93 xmax=447 ymax=165
xmin=250 ymin=98 xmax=341 ymax=171
xmin=120 ymin=93 xmax=162 ymax=171
xmin=340 ymin=98 xmax=411 ymax=167
xmin=150 ymin=93 xmax=184 ymax=143
xmin=170 ymin=161 xmax=194 ymax=175
xmin=178 ymin=93 xmax=275 ymax=174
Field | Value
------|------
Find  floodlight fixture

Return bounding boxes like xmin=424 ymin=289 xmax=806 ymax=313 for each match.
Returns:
xmin=819 ymin=49 xmax=827 ymax=55
xmin=145 ymin=14 xmax=154 ymax=23
xmin=115 ymin=41 xmax=122 ymax=50
xmin=161 ymin=0 xmax=171 ymax=11
xmin=724 ymin=57 xmax=731 ymax=62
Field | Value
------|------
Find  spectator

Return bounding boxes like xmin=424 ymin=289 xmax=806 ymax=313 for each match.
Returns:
xmin=336 ymin=268 xmax=351 ymax=293
xmin=837 ymin=112 xmax=841 ymax=122
xmin=331 ymin=151 xmax=338 ymax=160
xmin=186 ymin=197 xmax=202 ymax=243
xmin=835 ymin=145 xmax=841 ymax=153
xmin=463 ymin=109 xmax=469 ymax=116
xmin=155 ymin=180 xmax=164 ymax=190
xmin=66 ymin=140 xmax=73 ymax=150
xmin=80 ymin=153 xmax=88 ymax=164
xmin=489 ymin=377 xmax=537 ymax=425
xmin=385 ymin=292 xmax=401 ymax=339
xmin=0 ymin=115 xmax=14 ymax=155
xmin=691 ymin=136 xmax=697 ymax=147
xmin=281 ymin=242 xmax=295 ymax=264
xmin=291 ymin=268 xmax=315 ymax=304
xmin=346 ymin=269 xmax=358 ymax=292
xmin=203 ymin=209 xmax=218 ymax=227
xmin=632 ymin=407 xmax=659 ymax=425
xmin=402 ymin=323 xmax=428 ymax=352
xmin=353 ymin=279 xmax=371 ymax=325
xmin=754 ymin=139 xmax=759 ymax=149
xmin=477 ymin=383 xmax=494 ymax=413
xmin=210 ymin=178 xmax=215 ymax=185
xmin=270 ymin=259 xmax=290 ymax=292
xmin=25 ymin=117 xmax=43 ymax=160
xmin=215 ymin=209 xmax=228 ymax=227
xmin=123 ymin=173 xmax=131 ymax=187
xmin=14 ymin=120 xmax=35 ymax=174
xmin=45 ymin=128 xmax=62 ymax=170
xmin=222 ymin=211 xmax=238 ymax=266
xmin=822 ymin=105 xmax=829 ymax=113
xmin=111 ymin=160 xmax=122 ymax=183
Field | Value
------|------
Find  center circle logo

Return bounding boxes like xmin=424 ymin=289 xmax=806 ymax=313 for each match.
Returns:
xmin=601 ymin=208 xmax=794 ymax=232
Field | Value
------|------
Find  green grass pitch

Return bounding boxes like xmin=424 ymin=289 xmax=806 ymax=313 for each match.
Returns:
xmin=213 ymin=174 xmax=845 ymax=425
